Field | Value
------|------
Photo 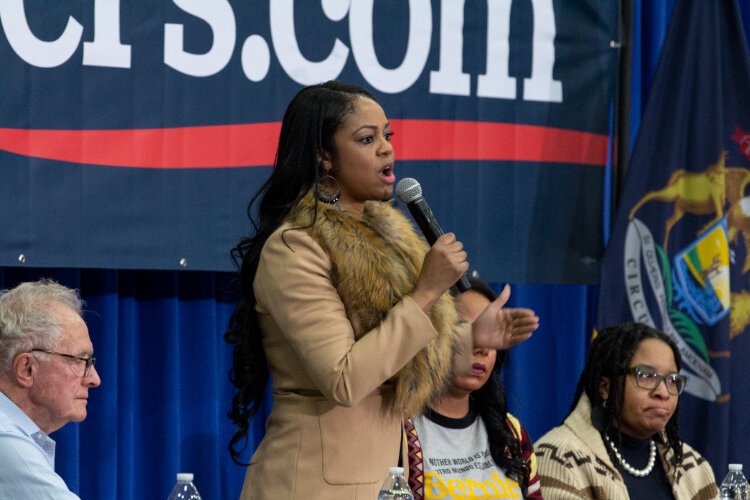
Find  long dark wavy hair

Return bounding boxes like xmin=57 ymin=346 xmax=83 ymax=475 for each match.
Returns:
xmin=570 ymin=322 xmax=684 ymax=467
xmin=458 ymin=278 xmax=530 ymax=493
xmin=224 ymin=81 xmax=375 ymax=464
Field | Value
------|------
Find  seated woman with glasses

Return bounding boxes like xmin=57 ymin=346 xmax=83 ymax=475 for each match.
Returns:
xmin=534 ymin=322 xmax=718 ymax=499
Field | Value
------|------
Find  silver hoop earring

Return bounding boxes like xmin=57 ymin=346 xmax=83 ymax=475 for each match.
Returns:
xmin=316 ymin=174 xmax=341 ymax=204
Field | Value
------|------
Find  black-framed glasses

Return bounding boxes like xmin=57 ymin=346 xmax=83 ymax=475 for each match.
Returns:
xmin=627 ymin=365 xmax=686 ymax=395
xmin=31 ymin=349 xmax=96 ymax=377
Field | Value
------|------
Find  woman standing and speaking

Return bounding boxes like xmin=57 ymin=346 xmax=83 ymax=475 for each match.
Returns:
xmin=225 ymin=81 xmax=538 ymax=499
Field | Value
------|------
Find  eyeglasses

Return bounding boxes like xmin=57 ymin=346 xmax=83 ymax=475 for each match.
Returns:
xmin=627 ymin=365 xmax=686 ymax=395
xmin=31 ymin=349 xmax=96 ymax=377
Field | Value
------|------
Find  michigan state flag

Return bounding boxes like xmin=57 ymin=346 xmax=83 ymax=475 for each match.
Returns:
xmin=598 ymin=0 xmax=750 ymax=477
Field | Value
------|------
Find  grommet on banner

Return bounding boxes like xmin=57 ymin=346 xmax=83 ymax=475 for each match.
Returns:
xmin=18 ymin=254 xmax=26 ymax=264
xmin=179 ymin=258 xmax=188 ymax=268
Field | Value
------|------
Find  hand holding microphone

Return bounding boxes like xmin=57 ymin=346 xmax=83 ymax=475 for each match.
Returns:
xmin=397 ymin=178 xmax=471 ymax=311
xmin=397 ymin=178 xmax=540 ymax=349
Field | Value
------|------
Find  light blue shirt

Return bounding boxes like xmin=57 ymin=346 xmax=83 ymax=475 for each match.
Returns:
xmin=0 ymin=391 xmax=80 ymax=499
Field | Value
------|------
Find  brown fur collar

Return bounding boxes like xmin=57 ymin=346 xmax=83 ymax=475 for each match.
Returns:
xmin=285 ymin=191 xmax=459 ymax=415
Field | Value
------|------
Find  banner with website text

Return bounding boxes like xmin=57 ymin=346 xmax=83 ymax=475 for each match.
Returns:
xmin=0 ymin=1 xmax=616 ymax=283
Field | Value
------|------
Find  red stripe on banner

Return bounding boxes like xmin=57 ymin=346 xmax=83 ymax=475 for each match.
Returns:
xmin=0 ymin=124 xmax=282 ymax=168
xmin=0 ymin=120 xmax=607 ymax=168
xmin=391 ymin=120 xmax=608 ymax=166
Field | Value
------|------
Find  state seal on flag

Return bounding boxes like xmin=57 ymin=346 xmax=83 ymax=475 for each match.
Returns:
xmin=672 ymin=219 xmax=731 ymax=326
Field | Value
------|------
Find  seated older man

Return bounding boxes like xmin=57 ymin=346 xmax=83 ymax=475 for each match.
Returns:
xmin=0 ymin=279 xmax=101 ymax=498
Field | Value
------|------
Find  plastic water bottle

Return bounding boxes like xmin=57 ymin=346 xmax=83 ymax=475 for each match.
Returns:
xmin=378 ymin=466 xmax=414 ymax=500
xmin=167 ymin=473 xmax=202 ymax=500
xmin=720 ymin=464 xmax=749 ymax=499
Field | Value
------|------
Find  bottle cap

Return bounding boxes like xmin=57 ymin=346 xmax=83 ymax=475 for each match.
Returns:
xmin=176 ymin=473 xmax=194 ymax=481
xmin=388 ymin=466 xmax=404 ymax=475
xmin=729 ymin=464 xmax=743 ymax=471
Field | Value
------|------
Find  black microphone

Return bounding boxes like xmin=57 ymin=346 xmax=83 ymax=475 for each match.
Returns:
xmin=396 ymin=177 xmax=471 ymax=293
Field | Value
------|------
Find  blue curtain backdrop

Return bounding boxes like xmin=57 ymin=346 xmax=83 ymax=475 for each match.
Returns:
xmin=1 ymin=1 xmax=747 ymax=498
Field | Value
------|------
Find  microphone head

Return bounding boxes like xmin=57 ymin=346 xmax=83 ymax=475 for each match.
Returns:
xmin=396 ymin=177 xmax=422 ymax=203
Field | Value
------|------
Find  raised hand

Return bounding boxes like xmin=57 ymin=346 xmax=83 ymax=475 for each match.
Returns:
xmin=471 ymin=285 xmax=540 ymax=350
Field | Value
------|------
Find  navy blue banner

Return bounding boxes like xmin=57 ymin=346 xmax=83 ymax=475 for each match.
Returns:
xmin=0 ymin=1 xmax=616 ymax=282
xmin=598 ymin=0 xmax=750 ymax=477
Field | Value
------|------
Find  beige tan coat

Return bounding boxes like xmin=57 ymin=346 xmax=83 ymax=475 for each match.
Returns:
xmin=240 ymin=224 xmax=448 ymax=499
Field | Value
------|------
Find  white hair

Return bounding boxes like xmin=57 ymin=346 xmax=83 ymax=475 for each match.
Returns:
xmin=0 ymin=279 xmax=83 ymax=374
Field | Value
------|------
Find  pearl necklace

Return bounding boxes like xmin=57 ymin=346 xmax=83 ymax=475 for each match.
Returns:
xmin=604 ymin=434 xmax=657 ymax=477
